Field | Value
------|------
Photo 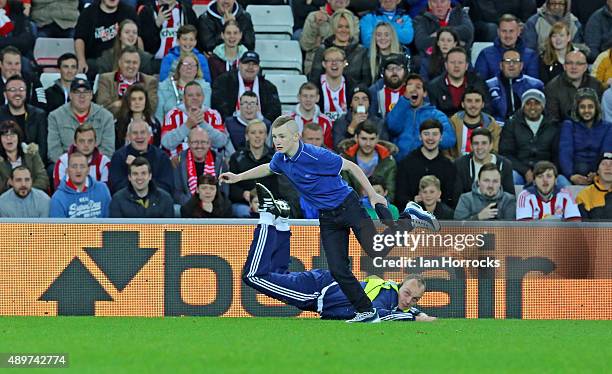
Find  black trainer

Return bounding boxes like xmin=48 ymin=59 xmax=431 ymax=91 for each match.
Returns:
xmin=256 ymin=183 xmax=290 ymax=219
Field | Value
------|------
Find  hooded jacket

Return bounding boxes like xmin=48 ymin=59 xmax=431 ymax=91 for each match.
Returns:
xmin=359 ymin=6 xmax=413 ymax=47
xmin=197 ymin=0 xmax=255 ymax=53
xmin=309 ymin=36 xmax=372 ymax=87
xmin=447 ymin=111 xmax=502 ymax=159
xmin=208 ymin=44 xmax=248 ymax=82
xmin=49 ymin=175 xmax=111 ymax=218
xmin=109 ymin=180 xmax=174 ymax=218
xmin=522 ymin=0 xmax=583 ymax=53
xmin=159 ymin=45 xmax=211 ymax=83
xmin=475 ymin=37 xmax=540 ymax=81
xmin=155 ymin=78 xmax=212 ymax=123
xmin=486 ymin=73 xmax=544 ymax=123
xmin=544 ymin=72 xmax=604 ymax=124
xmin=453 ymin=152 xmax=515 ymax=196
xmin=454 ymin=180 xmax=516 ymax=220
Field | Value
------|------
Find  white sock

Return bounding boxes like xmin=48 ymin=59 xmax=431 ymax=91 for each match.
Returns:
xmin=258 ymin=212 xmax=275 ymax=226
xmin=274 ymin=216 xmax=290 ymax=231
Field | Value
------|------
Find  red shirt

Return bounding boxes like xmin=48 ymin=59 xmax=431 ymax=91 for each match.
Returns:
xmin=446 ymin=76 xmax=466 ymax=110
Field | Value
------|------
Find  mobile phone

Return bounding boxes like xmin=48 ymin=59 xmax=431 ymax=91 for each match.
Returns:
xmin=356 ymin=105 xmax=366 ymax=114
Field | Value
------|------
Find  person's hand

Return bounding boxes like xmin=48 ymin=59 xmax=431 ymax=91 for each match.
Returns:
xmin=219 ymin=172 xmax=241 ymax=184
xmin=126 ymin=155 xmax=136 ymax=165
xmin=413 ymin=195 xmax=422 ymax=203
xmin=349 ymin=112 xmax=368 ymax=130
xmin=416 ymin=314 xmax=437 ymax=322
xmin=606 ymin=77 xmax=612 ymax=88
xmin=369 ymin=193 xmax=387 ymax=207
xmin=155 ymin=7 xmax=173 ymax=27
xmin=112 ymin=100 xmax=122 ymax=110
xmin=478 ymin=203 xmax=498 ymax=220
xmin=224 ymin=8 xmax=235 ymax=22
xmin=524 ymin=169 xmax=534 ymax=184
xmin=314 ymin=8 xmax=328 ymax=25
xmin=202 ymin=201 xmax=214 ymax=213
xmin=242 ymin=190 xmax=251 ymax=202
xmin=23 ymin=3 xmax=31 ymax=16
xmin=78 ymin=58 xmax=89 ymax=74
xmin=570 ymin=174 xmax=589 ymax=185
xmin=587 ymin=172 xmax=596 ymax=183
xmin=185 ymin=108 xmax=203 ymax=129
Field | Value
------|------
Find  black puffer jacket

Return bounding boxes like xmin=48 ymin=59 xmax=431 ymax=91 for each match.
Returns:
xmin=466 ymin=0 xmax=537 ymax=23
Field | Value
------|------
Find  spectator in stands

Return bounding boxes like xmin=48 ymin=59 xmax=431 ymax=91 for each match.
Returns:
xmin=466 ymin=0 xmax=537 ymax=42
xmin=96 ymin=46 xmax=159 ymax=119
xmin=0 ymin=0 xmax=34 ymax=57
xmin=159 ymin=25 xmax=211 ymax=83
xmin=427 ymin=47 xmax=488 ymax=118
xmin=53 ymin=124 xmax=110 ymax=189
xmin=292 ymin=0 xmax=326 ymax=39
xmin=290 ymin=82 xmax=334 ymax=149
xmin=301 ymin=122 xmax=325 ymax=148
xmin=360 ymin=0 xmax=414 ymax=47
xmin=413 ymin=0 xmax=474 ymax=57
xmin=447 ymin=87 xmax=500 ymax=160
xmin=576 ymin=151 xmax=612 ymax=220
xmin=310 ymin=47 xmax=356 ymax=123
xmin=516 ymin=160 xmax=581 ymax=220
xmin=419 ymin=27 xmax=459 ymax=82
xmin=454 ymin=127 xmax=513 ymax=195
xmin=486 ymin=48 xmax=544 ymax=123
xmin=333 ymin=85 xmax=388 ymax=149
xmin=360 ymin=174 xmax=400 ymax=220
xmin=156 ymin=53 xmax=212 ymax=123
xmin=387 ymin=73 xmax=456 ymax=161
xmin=109 ymin=119 xmax=174 ymax=194
xmin=454 ymin=163 xmax=516 ymax=220
xmin=475 ymin=14 xmax=540 ymax=81
xmin=74 ymin=0 xmax=139 ymax=75
xmin=44 ymin=53 xmax=78 ymax=114
xmin=338 ymin=119 xmax=398 ymax=201
xmin=50 ymin=151 xmax=111 ymax=218
xmin=116 ymin=85 xmax=162 ymax=150
xmin=0 ymin=46 xmax=42 ymax=107
xmin=544 ymin=49 xmax=604 ymax=123
xmin=538 ymin=22 xmax=576 ymax=84
xmin=228 ymin=119 xmax=277 ymax=217
xmin=96 ymin=19 xmax=158 ymax=76
xmin=395 ymin=119 xmax=457 ymax=209
xmin=173 ymin=127 xmax=224 ymax=205
xmin=369 ymin=53 xmax=407 ymax=119
xmin=212 ymin=51 xmax=281 ymax=122
xmin=0 ymin=120 xmax=48 ymax=194
xmin=31 ymin=0 xmax=78 ymax=38
xmin=592 ymin=45 xmax=612 ymax=88
xmin=0 ymin=166 xmax=50 ymax=217
xmin=569 ymin=0 xmax=605 ymax=26
xmin=109 ymin=156 xmax=174 ymax=218
xmin=309 ymin=10 xmax=372 ymax=86
xmin=180 ymin=173 xmax=232 ymax=218
xmin=208 ymin=20 xmax=248 ymax=82
xmin=47 ymin=78 xmax=115 ymax=163
xmin=415 ymin=174 xmax=454 ymax=219
xmin=226 ymin=92 xmax=270 ymax=151
xmin=0 ymin=75 xmax=49 ymax=165
xmin=300 ymin=0 xmax=357 ymax=75
xmin=584 ymin=0 xmax=612 ymax=62
xmin=368 ymin=22 xmax=404 ymax=84
xmin=139 ymin=0 xmax=198 ymax=61
xmin=522 ymin=0 xmax=584 ymax=54
xmin=197 ymin=0 xmax=255 ymax=54
xmin=162 ymin=81 xmax=229 ymax=158
xmin=605 ymin=87 xmax=612 ymax=121
xmin=559 ymin=87 xmax=612 ymax=185
xmin=499 ymin=89 xmax=562 ymax=186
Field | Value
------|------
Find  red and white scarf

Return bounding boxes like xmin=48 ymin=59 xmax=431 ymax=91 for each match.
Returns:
xmin=377 ymin=84 xmax=405 ymax=117
xmin=186 ymin=148 xmax=216 ymax=194
xmin=236 ymin=73 xmax=260 ymax=115
xmin=115 ymin=71 xmax=141 ymax=97
xmin=320 ymin=75 xmax=346 ymax=120
xmin=154 ymin=3 xmax=181 ymax=58
xmin=0 ymin=7 xmax=14 ymax=37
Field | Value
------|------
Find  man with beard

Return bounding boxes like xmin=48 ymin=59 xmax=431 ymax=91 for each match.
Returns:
xmin=395 ymin=119 xmax=458 ymax=209
xmin=290 ymin=82 xmax=334 ymax=149
xmin=447 ymin=87 xmax=501 ymax=160
xmin=0 ymin=166 xmax=50 ymax=217
xmin=516 ymin=161 xmax=581 ymax=221
xmin=427 ymin=47 xmax=489 ymax=118
xmin=454 ymin=163 xmax=516 ymax=220
xmin=368 ymin=53 xmax=407 ymax=119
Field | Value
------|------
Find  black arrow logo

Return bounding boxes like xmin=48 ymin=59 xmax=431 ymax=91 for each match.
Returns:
xmin=84 ymin=231 xmax=157 ymax=291
xmin=38 ymin=258 xmax=113 ymax=315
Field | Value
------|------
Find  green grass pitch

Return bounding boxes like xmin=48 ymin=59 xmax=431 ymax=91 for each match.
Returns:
xmin=1 ymin=317 xmax=611 ymax=372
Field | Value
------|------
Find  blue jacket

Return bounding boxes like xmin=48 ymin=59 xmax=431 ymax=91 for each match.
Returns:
xmin=559 ymin=119 xmax=612 ymax=178
xmin=386 ymin=96 xmax=456 ymax=161
xmin=360 ymin=7 xmax=414 ymax=47
xmin=159 ymin=46 xmax=211 ymax=83
xmin=475 ymin=37 xmax=540 ymax=81
xmin=50 ymin=176 xmax=111 ymax=218
xmin=486 ymin=73 xmax=544 ymax=123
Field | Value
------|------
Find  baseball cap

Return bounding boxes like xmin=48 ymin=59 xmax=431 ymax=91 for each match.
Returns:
xmin=70 ymin=78 xmax=92 ymax=92
xmin=597 ymin=152 xmax=612 ymax=168
xmin=521 ymin=88 xmax=545 ymax=107
xmin=381 ymin=53 xmax=408 ymax=71
xmin=240 ymin=51 xmax=260 ymax=64
xmin=350 ymin=85 xmax=371 ymax=101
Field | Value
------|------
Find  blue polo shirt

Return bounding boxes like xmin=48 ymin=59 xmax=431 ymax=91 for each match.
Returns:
xmin=269 ymin=142 xmax=352 ymax=210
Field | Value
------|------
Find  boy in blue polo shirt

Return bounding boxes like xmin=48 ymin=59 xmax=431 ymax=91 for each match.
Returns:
xmin=220 ymin=115 xmax=440 ymax=323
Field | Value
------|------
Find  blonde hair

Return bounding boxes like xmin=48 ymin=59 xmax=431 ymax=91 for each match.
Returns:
xmin=330 ymin=9 xmax=358 ymax=40
xmin=369 ymin=22 xmax=401 ymax=82
xmin=271 ymin=115 xmax=299 ymax=134
xmin=541 ymin=22 xmax=574 ymax=66
xmin=246 ymin=119 xmax=267 ymax=133
xmin=173 ymin=52 xmax=203 ymax=81
xmin=419 ymin=175 xmax=441 ymax=191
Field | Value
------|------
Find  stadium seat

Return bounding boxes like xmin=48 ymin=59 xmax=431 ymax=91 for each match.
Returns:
xmin=93 ymin=74 xmax=100 ymax=95
xmin=265 ymin=74 xmax=307 ymax=113
xmin=246 ymin=5 xmax=293 ymax=40
xmin=193 ymin=4 xmax=207 ymax=17
xmin=471 ymin=42 xmax=493 ymax=65
xmin=40 ymin=73 xmax=88 ymax=90
xmin=255 ymin=40 xmax=302 ymax=74
xmin=33 ymin=38 xmax=75 ymax=71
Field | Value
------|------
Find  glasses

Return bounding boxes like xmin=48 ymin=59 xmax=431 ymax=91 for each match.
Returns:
xmin=502 ymin=58 xmax=521 ymax=65
xmin=385 ymin=65 xmax=405 ymax=72
xmin=0 ymin=131 xmax=17 ymax=137
xmin=181 ymin=62 xmax=198 ymax=68
xmin=564 ymin=61 xmax=587 ymax=66
xmin=5 ymin=87 xmax=25 ymax=93
xmin=189 ymin=140 xmax=210 ymax=145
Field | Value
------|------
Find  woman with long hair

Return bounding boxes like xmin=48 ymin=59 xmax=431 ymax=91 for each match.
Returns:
xmin=419 ymin=27 xmax=459 ymax=82
xmin=0 ymin=120 xmax=49 ymax=194
xmin=208 ymin=20 xmax=248 ymax=82
xmin=180 ymin=174 xmax=232 ymax=218
xmin=155 ymin=52 xmax=212 ymax=123
xmin=116 ymin=85 xmax=161 ymax=149
xmin=539 ymin=22 xmax=575 ymax=84
xmin=368 ymin=22 xmax=403 ymax=82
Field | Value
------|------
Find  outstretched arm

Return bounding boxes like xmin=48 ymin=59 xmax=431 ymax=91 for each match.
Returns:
xmin=220 ymin=163 xmax=273 ymax=184
xmin=341 ymin=159 xmax=387 ymax=207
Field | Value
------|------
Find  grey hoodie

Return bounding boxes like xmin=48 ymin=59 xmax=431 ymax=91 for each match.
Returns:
xmin=454 ymin=180 xmax=516 ymax=220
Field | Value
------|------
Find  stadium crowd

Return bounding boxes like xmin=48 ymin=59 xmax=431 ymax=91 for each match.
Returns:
xmin=0 ymin=0 xmax=610 ymax=220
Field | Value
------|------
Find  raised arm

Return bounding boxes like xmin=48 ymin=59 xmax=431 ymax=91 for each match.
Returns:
xmin=220 ymin=163 xmax=273 ymax=184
